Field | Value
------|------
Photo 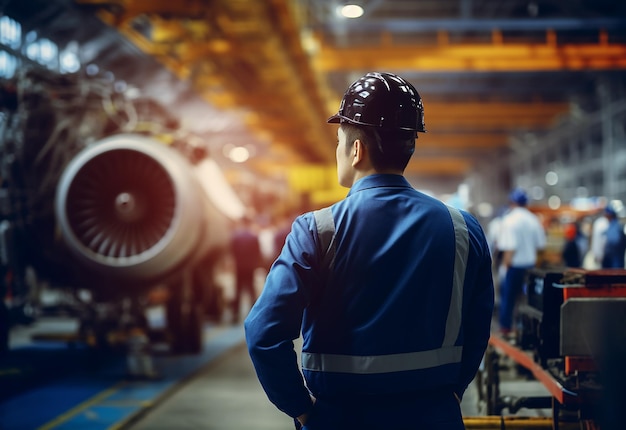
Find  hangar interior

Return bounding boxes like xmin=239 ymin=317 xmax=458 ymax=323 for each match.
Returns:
xmin=2 ymin=2 xmax=626 ymax=429
xmin=2 ymin=0 xmax=626 ymax=218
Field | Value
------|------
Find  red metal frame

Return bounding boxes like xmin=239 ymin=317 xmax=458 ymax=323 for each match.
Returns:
xmin=488 ymin=334 xmax=579 ymax=405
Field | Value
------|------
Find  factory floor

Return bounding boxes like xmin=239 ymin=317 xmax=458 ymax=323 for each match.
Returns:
xmin=0 ymin=314 xmax=564 ymax=430
xmin=3 ymin=270 xmax=558 ymax=430
xmin=123 ymin=334 xmax=300 ymax=430
xmin=120 ymin=311 xmax=555 ymax=430
xmin=121 ymin=273 xmax=552 ymax=429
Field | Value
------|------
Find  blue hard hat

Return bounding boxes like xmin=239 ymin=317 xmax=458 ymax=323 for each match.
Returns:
xmin=509 ymin=188 xmax=528 ymax=206
xmin=605 ymin=205 xmax=617 ymax=216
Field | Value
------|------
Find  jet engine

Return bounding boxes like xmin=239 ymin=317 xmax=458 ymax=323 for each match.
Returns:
xmin=1 ymin=67 xmax=241 ymax=354
xmin=55 ymin=133 xmax=228 ymax=288
xmin=53 ymin=133 xmax=239 ymax=353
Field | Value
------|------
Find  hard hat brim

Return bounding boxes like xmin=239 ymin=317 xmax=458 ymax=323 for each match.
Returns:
xmin=326 ymin=112 xmax=427 ymax=133
xmin=327 ymin=114 xmax=342 ymax=124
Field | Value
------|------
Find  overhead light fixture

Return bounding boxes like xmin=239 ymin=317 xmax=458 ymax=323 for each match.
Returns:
xmin=545 ymin=171 xmax=558 ymax=186
xmin=339 ymin=4 xmax=364 ymax=19
xmin=548 ymin=195 xmax=561 ymax=210
xmin=227 ymin=145 xmax=251 ymax=163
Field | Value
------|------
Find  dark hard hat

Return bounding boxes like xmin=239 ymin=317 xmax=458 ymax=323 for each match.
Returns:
xmin=327 ymin=72 xmax=426 ymax=133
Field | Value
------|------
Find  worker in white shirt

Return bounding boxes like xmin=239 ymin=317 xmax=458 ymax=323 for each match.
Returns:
xmin=497 ymin=188 xmax=546 ymax=336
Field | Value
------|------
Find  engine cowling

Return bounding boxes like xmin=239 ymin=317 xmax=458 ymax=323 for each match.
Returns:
xmin=55 ymin=134 xmax=229 ymax=282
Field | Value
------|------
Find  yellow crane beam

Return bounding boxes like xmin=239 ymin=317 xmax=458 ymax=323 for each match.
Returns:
xmin=406 ymin=157 xmax=474 ymax=176
xmin=418 ymin=133 xmax=509 ymax=150
xmin=314 ymin=38 xmax=626 ymax=72
xmin=84 ymin=0 xmax=337 ymax=164
xmin=74 ymin=0 xmax=623 ymax=188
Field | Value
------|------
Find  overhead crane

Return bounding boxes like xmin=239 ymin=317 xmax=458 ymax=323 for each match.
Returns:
xmin=313 ymin=30 xmax=626 ymax=72
xmin=73 ymin=0 xmax=626 ymax=195
xmin=76 ymin=0 xmax=336 ymax=167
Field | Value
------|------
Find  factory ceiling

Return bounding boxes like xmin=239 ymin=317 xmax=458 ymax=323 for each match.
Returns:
xmin=3 ymin=0 xmax=626 ymax=199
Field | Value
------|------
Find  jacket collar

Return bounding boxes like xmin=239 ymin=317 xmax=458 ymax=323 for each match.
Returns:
xmin=347 ymin=174 xmax=412 ymax=197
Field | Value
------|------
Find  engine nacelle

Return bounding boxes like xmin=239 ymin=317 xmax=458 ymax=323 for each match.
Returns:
xmin=55 ymin=134 xmax=230 ymax=283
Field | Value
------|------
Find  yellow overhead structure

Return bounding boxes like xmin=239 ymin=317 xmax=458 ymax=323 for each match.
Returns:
xmin=78 ymin=0 xmax=337 ymax=167
xmin=406 ymin=157 xmax=475 ymax=177
xmin=417 ymin=133 xmax=512 ymax=151
xmin=74 ymin=0 xmax=626 ymax=196
xmin=424 ymin=101 xmax=570 ymax=130
xmin=314 ymin=34 xmax=626 ymax=72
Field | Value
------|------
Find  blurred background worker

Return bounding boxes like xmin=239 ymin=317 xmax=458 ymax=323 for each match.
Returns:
xmin=601 ymin=205 xmax=626 ymax=268
xmin=230 ymin=216 xmax=262 ymax=324
xmin=587 ymin=206 xmax=610 ymax=269
xmin=486 ymin=206 xmax=509 ymax=310
xmin=497 ymin=188 xmax=546 ymax=337
xmin=561 ymin=222 xmax=582 ymax=268
xmin=0 ymin=260 xmax=8 ymax=356
xmin=245 ymin=72 xmax=494 ymax=429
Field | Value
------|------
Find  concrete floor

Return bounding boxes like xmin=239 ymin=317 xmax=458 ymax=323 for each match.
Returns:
xmin=122 ymin=331 xmax=549 ymax=430
xmin=5 ymin=271 xmax=554 ymax=429
xmin=117 ymin=268 xmax=551 ymax=429
xmin=123 ymin=336 xmax=298 ymax=430
xmin=6 ymin=316 xmax=552 ymax=430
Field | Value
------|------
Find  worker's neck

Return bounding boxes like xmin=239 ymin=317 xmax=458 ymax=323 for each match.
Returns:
xmin=350 ymin=168 xmax=403 ymax=186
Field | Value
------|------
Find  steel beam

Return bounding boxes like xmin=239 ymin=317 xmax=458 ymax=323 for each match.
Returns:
xmin=314 ymin=42 xmax=626 ymax=72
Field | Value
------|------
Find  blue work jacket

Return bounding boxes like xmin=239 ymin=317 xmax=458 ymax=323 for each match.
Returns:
xmin=245 ymin=174 xmax=494 ymax=418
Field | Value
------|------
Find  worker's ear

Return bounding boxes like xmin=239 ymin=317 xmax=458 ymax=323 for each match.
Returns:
xmin=352 ymin=139 xmax=365 ymax=167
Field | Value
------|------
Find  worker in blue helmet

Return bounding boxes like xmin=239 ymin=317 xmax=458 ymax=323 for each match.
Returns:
xmin=508 ymin=188 xmax=528 ymax=206
xmin=245 ymin=72 xmax=494 ymax=429
xmin=496 ymin=188 xmax=546 ymax=336
xmin=601 ymin=204 xmax=626 ymax=268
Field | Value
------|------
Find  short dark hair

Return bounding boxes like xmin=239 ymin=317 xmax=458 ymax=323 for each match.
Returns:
xmin=342 ymin=124 xmax=415 ymax=171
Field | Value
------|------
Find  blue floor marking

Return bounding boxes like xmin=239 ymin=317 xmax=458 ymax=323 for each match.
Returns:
xmin=0 ymin=324 xmax=245 ymax=430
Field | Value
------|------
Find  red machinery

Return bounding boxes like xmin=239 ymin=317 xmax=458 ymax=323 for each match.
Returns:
xmin=477 ymin=268 xmax=626 ymax=430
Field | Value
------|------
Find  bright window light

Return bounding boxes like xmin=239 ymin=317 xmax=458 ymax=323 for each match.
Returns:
xmin=0 ymin=51 xmax=17 ymax=78
xmin=25 ymin=38 xmax=58 ymax=69
xmin=60 ymin=41 xmax=81 ymax=74
xmin=0 ymin=15 xmax=21 ymax=49
xmin=60 ymin=50 xmax=80 ymax=73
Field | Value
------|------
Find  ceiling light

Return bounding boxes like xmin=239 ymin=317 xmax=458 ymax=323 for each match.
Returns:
xmin=545 ymin=171 xmax=558 ymax=186
xmin=339 ymin=4 xmax=364 ymax=19
xmin=228 ymin=146 xmax=250 ymax=163
xmin=548 ymin=195 xmax=561 ymax=210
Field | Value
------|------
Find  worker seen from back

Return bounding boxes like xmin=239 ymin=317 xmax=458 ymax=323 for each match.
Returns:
xmin=496 ymin=188 xmax=546 ymax=336
xmin=230 ymin=216 xmax=262 ymax=323
xmin=245 ymin=72 xmax=494 ymax=429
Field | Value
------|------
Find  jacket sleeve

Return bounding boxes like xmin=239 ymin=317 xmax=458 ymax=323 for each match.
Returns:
xmin=454 ymin=215 xmax=495 ymax=398
xmin=244 ymin=214 xmax=319 ymax=418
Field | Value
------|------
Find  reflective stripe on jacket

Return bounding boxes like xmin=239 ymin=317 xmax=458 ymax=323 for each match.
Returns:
xmin=304 ymin=204 xmax=468 ymax=375
xmin=244 ymin=174 xmax=494 ymax=417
